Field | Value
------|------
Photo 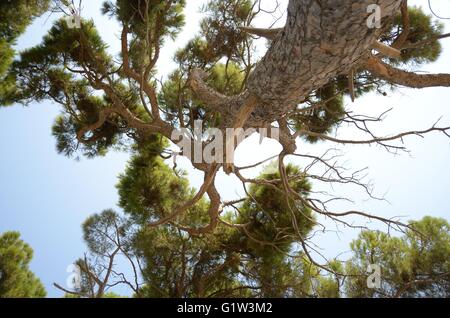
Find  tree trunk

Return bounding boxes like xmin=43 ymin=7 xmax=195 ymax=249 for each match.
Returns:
xmin=244 ymin=0 xmax=402 ymax=125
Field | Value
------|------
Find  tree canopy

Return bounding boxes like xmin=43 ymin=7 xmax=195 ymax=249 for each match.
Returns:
xmin=345 ymin=217 xmax=450 ymax=298
xmin=0 ymin=0 xmax=51 ymax=105
xmin=1 ymin=0 xmax=450 ymax=298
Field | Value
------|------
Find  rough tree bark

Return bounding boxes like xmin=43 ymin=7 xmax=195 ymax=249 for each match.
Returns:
xmin=192 ymin=0 xmax=403 ymax=127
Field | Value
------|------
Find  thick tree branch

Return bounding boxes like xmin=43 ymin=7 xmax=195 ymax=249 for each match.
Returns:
xmin=372 ymin=40 xmax=402 ymax=59
xmin=365 ymin=57 xmax=450 ymax=88
xmin=243 ymin=0 xmax=403 ymax=124
xmin=402 ymin=32 xmax=450 ymax=50
xmin=187 ymin=69 xmax=229 ymax=112
xmin=391 ymin=0 xmax=410 ymax=49
xmin=177 ymin=183 xmax=221 ymax=236
xmin=240 ymin=26 xmax=402 ymax=59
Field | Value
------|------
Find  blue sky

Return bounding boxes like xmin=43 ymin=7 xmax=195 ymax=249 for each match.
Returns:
xmin=0 ymin=0 xmax=449 ymax=297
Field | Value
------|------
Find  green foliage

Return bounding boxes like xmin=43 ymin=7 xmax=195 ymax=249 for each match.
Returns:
xmin=82 ymin=209 xmax=132 ymax=255
xmin=209 ymin=62 xmax=246 ymax=95
xmin=0 ymin=39 xmax=14 ymax=77
xmin=64 ymin=209 xmax=135 ymax=298
xmin=175 ymin=37 xmax=214 ymax=68
xmin=10 ymin=18 xmax=113 ymax=105
xmin=102 ymin=0 xmax=186 ymax=71
xmin=51 ymin=97 xmax=121 ymax=159
xmin=79 ymin=150 xmax=450 ymax=298
xmin=199 ymin=0 xmax=253 ymax=60
xmin=117 ymin=156 xmax=324 ymax=298
xmin=103 ymin=0 xmax=185 ymax=40
xmin=117 ymin=135 xmax=193 ymax=224
xmin=0 ymin=0 xmax=50 ymax=42
xmin=0 ymin=0 xmax=51 ymax=105
xmin=291 ymin=81 xmax=346 ymax=143
xmin=7 ymin=18 xmax=153 ymax=158
xmin=228 ymin=163 xmax=316 ymax=297
xmin=236 ymin=163 xmax=314 ymax=254
xmin=158 ymin=0 xmax=253 ymax=129
xmin=345 ymin=217 xmax=450 ymax=298
xmin=2 ymin=1 xmax=447 ymax=155
xmin=159 ymin=61 xmax=247 ymax=128
xmin=2 ymin=0 xmax=449 ymax=299
xmin=0 ymin=232 xmax=46 ymax=298
xmin=384 ymin=7 xmax=444 ymax=65
xmin=133 ymin=226 xmax=240 ymax=298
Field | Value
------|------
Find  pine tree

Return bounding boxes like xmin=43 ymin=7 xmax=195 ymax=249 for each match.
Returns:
xmin=345 ymin=217 xmax=450 ymax=298
xmin=0 ymin=232 xmax=46 ymax=298
xmin=2 ymin=0 xmax=450 ymax=298
xmin=0 ymin=0 xmax=50 ymax=105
